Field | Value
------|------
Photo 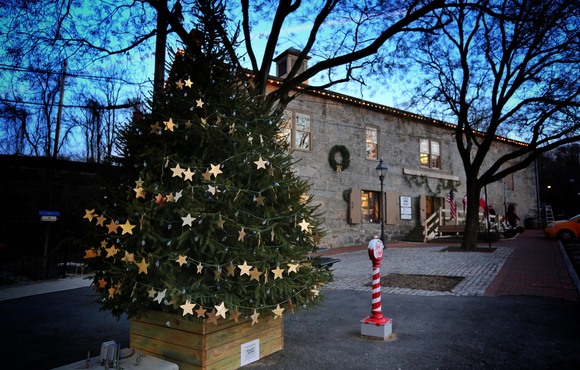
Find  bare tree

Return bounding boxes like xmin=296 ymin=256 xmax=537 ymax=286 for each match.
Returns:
xmin=406 ymin=0 xmax=580 ymax=248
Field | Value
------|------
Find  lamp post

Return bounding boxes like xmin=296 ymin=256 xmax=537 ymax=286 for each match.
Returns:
xmin=375 ymin=159 xmax=388 ymax=246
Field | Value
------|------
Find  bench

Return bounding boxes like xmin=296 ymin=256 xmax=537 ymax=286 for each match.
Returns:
xmin=307 ymin=248 xmax=341 ymax=269
xmin=438 ymin=225 xmax=465 ymax=234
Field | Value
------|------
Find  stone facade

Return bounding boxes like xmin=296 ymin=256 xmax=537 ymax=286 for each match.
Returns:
xmin=278 ymin=89 xmax=538 ymax=249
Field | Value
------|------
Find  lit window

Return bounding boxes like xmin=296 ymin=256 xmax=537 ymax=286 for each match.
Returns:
xmin=420 ymin=139 xmax=441 ymax=169
xmin=361 ymin=190 xmax=380 ymax=223
xmin=280 ymin=110 xmax=312 ymax=151
xmin=366 ymin=126 xmax=378 ymax=159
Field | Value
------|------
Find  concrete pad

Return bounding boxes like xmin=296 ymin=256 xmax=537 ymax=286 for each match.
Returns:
xmin=0 ymin=275 xmax=90 ymax=301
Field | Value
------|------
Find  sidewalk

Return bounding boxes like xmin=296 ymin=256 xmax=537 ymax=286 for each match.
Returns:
xmin=320 ymin=229 xmax=580 ymax=301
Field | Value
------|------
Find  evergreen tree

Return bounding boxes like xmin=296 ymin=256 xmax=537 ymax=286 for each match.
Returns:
xmin=81 ymin=0 xmax=331 ymax=322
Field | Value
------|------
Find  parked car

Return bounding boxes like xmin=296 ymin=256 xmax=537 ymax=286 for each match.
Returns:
xmin=544 ymin=214 xmax=580 ymax=240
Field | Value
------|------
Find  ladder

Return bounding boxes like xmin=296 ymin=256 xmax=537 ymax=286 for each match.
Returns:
xmin=544 ymin=205 xmax=555 ymax=223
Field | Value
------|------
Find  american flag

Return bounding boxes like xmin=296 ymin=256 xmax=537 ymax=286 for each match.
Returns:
xmin=446 ymin=189 xmax=456 ymax=219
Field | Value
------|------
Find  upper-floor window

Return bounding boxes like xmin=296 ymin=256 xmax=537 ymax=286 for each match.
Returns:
xmin=281 ymin=110 xmax=312 ymax=151
xmin=366 ymin=126 xmax=378 ymax=159
xmin=420 ymin=139 xmax=440 ymax=169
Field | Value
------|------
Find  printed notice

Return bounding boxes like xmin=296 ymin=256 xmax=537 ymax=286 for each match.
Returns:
xmin=240 ymin=339 xmax=260 ymax=366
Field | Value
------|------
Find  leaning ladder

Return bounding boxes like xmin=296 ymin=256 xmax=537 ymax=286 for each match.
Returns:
xmin=544 ymin=205 xmax=555 ymax=223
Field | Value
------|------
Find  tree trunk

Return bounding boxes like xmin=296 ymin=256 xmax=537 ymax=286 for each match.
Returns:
xmin=461 ymin=182 xmax=483 ymax=249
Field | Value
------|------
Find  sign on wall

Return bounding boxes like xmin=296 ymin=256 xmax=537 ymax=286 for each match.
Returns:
xmin=400 ymin=196 xmax=412 ymax=220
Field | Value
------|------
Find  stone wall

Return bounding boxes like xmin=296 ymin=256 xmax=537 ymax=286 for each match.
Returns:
xmin=283 ymin=92 xmax=539 ymax=249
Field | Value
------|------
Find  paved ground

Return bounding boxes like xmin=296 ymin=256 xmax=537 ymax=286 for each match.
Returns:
xmin=1 ymin=230 xmax=579 ymax=369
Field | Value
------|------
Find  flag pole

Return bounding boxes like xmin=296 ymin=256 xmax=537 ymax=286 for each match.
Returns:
xmin=485 ymin=185 xmax=491 ymax=250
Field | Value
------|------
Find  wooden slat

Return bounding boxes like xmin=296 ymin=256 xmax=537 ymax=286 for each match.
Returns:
xmin=206 ymin=325 xmax=282 ymax=365
xmin=206 ymin=334 xmax=283 ymax=370
xmin=130 ymin=320 xmax=204 ymax=349
xmin=205 ymin=315 xmax=280 ymax=349
xmin=130 ymin=333 xmax=204 ymax=366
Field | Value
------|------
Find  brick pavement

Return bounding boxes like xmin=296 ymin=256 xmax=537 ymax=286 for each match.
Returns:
xmin=319 ymin=230 xmax=580 ymax=301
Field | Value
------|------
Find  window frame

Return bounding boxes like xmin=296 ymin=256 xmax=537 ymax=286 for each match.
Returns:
xmin=420 ymin=138 xmax=441 ymax=170
xmin=365 ymin=125 xmax=379 ymax=160
xmin=281 ymin=109 xmax=313 ymax=152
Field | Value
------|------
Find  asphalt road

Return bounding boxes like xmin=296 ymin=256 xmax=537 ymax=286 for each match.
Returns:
xmin=2 ymin=287 xmax=579 ymax=370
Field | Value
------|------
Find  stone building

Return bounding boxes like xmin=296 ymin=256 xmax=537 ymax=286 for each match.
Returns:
xmin=271 ymin=49 xmax=539 ymax=249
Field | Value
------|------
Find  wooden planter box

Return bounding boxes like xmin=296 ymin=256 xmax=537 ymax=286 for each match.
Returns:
xmin=130 ymin=311 xmax=283 ymax=370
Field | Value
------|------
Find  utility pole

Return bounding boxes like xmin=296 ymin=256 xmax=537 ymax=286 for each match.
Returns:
xmin=53 ymin=59 xmax=67 ymax=160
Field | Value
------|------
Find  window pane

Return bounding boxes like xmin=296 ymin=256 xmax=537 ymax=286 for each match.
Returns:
xmin=366 ymin=127 xmax=378 ymax=159
xmin=431 ymin=155 xmax=440 ymax=169
xmin=431 ymin=141 xmax=440 ymax=156
xmin=295 ymin=131 xmax=310 ymax=149
xmin=420 ymin=139 xmax=429 ymax=154
xmin=295 ymin=113 xmax=310 ymax=132
xmin=420 ymin=153 xmax=429 ymax=167
xmin=367 ymin=143 xmax=377 ymax=159
xmin=361 ymin=191 xmax=380 ymax=223
xmin=295 ymin=113 xmax=311 ymax=149
xmin=279 ymin=110 xmax=292 ymax=145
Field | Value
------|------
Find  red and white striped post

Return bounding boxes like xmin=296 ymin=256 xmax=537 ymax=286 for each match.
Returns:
xmin=361 ymin=236 xmax=392 ymax=339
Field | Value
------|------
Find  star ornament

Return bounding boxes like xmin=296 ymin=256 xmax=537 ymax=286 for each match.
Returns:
xmin=209 ymin=163 xmax=223 ymax=178
xmin=181 ymin=300 xmax=196 ymax=316
xmin=164 ymin=118 xmax=176 ymax=131
xmin=238 ymin=228 xmax=246 ymax=241
xmin=171 ymin=164 xmax=185 ymax=178
xmin=250 ymin=309 xmax=260 ymax=326
xmin=176 ymin=255 xmax=188 ymax=266
xmin=96 ymin=215 xmax=107 ymax=227
xmin=137 ymin=258 xmax=149 ymax=274
xmin=182 ymin=213 xmax=196 ymax=227
xmin=154 ymin=289 xmax=167 ymax=304
xmin=250 ymin=267 xmax=263 ymax=281
xmin=106 ymin=220 xmax=119 ymax=234
xmin=206 ymin=309 xmax=219 ymax=325
xmin=272 ymin=265 xmax=284 ymax=280
xmin=83 ymin=209 xmax=96 ymax=222
xmin=238 ymin=261 xmax=252 ymax=276
xmin=195 ymin=306 xmax=207 ymax=318
xmin=134 ymin=187 xmax=146 ymax=199
xmin=150 ymin=122 xmax=161 ymax=135
xmin=196 ymin=98 xmax=204 ymax=108
xmin=120 ymin=220 xmax=136 ymax=235
xmin=272 ymin=304 xmax=285 ymax=319
xmin=105 ymin=245 xmax=119 ymax=258
xmin=254 ymin=156 xmax=267 ymax=169
xmin=184 ymin=78 xmax=193 ymax=88
xmin=215 ymin=302 xmax=229 ymax=319
xmin=183 ymin=167 xmax=194 ymax=181
xmin=299 ymin=219 xmax=310 ymax=232
xmin=121 ymin=251 xmax=135 ymax=264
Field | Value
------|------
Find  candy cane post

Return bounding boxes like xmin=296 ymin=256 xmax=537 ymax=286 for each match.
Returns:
xmin=360 ymin=236 xmax=392 ymax=340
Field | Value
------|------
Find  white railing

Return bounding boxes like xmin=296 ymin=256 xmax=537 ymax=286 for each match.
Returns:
xmin=423 ymin=207 xmax=501 ymax=242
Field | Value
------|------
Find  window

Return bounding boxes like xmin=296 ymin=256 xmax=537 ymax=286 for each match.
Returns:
xmin=366 ymin=126 xmax=378 ymax=159
xmin=361 ymin=190 xmax=380 ymax=223
xmin=280 ymin=110 xmax=312 ymax=151
xmin=420 ymin=139 xmax=440 ymax=169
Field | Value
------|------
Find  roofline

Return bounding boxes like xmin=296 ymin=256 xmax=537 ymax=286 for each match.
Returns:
xmin=247 ymin=71 xmax=529 ymax=147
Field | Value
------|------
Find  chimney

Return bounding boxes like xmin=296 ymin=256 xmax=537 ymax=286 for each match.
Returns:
xmin=273 ymin=48 xmax=311 ymax=84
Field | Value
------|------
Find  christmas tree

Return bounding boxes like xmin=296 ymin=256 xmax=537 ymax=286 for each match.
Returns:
xmin=81 ymin=1 xmax=331 ymax=324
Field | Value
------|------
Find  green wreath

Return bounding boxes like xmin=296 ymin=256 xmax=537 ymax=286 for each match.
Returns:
xmin=329 ymin=145 xmax=350 ymax=172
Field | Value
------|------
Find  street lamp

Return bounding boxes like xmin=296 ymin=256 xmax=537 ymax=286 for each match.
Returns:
xmin=375 ymin=158 xmax=388 ymax=246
